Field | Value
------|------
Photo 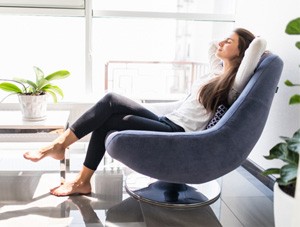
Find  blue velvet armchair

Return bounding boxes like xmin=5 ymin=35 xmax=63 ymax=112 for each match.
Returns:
xmin=105 ymin=53 xmax=283 ymax=207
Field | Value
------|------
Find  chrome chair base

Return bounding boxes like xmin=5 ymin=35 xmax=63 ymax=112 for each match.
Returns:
xmin=125 ymin=173 xmax=221 ymax=208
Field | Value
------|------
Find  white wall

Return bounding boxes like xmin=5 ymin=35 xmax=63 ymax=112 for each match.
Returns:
xmin=235 ymin=0 xmax=300 ymax=170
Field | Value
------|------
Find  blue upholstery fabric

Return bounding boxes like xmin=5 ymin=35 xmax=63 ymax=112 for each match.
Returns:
xmin=105 ymin=54 xmax=283 ymax=184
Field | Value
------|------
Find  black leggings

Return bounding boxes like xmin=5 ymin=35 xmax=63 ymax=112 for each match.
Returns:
xmin=70 ymin=92 xmax=184 ymax=170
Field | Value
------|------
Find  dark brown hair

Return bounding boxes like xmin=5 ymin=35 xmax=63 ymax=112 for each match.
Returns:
xmin=198 ymin=28 xmax=255 ymax=112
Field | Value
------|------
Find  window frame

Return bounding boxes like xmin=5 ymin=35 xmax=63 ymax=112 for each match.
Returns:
xmin=0 ymin=0 xmax=85 ymax=9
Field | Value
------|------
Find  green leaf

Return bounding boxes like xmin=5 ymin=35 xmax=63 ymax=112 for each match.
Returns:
xmin=285 ymin=80 xmax=300 ymax=87
xmin=289 ymin=94 xmax=300 ymax=104
xmin=45 ymin=90 xmax=58 ymax=103
xmin=277 ymin=178 xmax=296 ymax=186
xmin=14 ymin=77 xmax=37 ymax=91
xmin=264 ymin=142 xmax=298 ymax=165
xmin=280 ymin=164 xmax=298 ymax=184
xmin=296 ymin=41 xmax=300 ymax=50
xmin=33 ymin=66 xmax=45 ymax=84
xmin=50 ymin=85 xmax=63 ymax=98
xmin=43 ymin=85 xmax=64 ymax=98
xmin=262 ymin=168 xmax=281 ymax=176
xmin=0 ymin=82 xmax=22 ymax=93
xmin=281 ymin=129 xmax=300 ymax=154
xmin=36 ymin=78 xmax=50 ymax=91
xmin=264 ymin=143 xmax=288 ymax=160
xmin=26 ymin=80 xmax=37 ymax=89
xmin=45 ymin=70 xmax=70 ymax=81
xmin=285 ymin=80 xmax=293 ymax=86
xmin=292 ymin=129 xmax=300 ymax=139
xmin=285 ymin=18 xmax=300 ymax=34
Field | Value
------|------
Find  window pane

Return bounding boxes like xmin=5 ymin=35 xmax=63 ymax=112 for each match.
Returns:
xmin=93 ymin=0 xmax=236 ymax=14
xmin=0 ymin=15 xmax=85 ymax=102
xmin=93 ymin=18 xmax=234 ymax=101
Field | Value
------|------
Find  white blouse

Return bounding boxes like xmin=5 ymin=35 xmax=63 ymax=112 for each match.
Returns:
xmin=165 ymin=37 xmax=267 ymax=132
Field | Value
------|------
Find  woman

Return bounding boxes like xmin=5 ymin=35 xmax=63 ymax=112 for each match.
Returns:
xmin=24 ymin=28 xmax=265 ymax=196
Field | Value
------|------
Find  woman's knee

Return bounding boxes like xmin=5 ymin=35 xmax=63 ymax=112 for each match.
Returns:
xmin=101 ymin=92 xmax=120 ymax=104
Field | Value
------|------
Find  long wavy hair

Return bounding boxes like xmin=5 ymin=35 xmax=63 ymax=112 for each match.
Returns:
xmin=198 ymin=28 xmax=255 ymax=113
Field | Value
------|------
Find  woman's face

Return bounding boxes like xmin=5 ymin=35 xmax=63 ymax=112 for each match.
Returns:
xmin=216 ymin=32 xmax=240 ymax=61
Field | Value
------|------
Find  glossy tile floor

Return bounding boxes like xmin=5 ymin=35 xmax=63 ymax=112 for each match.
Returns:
xmin=0 ymin=147 xmax=274 ymax=227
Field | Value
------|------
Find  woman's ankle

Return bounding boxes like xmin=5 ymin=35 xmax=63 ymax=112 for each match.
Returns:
xmin=75 ymin=166 xmax=95 ymax=184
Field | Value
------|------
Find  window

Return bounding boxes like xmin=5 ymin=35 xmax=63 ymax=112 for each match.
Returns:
xmin=0 ymin=0 xmax=236 ymax=103
xmin=92 ymin=18 xmax=233 ymax=101
xmin=92 ymin=0 xmax=236 ymax=100
xmin=0 ymin=15 xmax=85 ymax=102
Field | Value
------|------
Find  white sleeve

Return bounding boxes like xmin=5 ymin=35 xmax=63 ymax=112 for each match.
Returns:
xmin=208 ymin=41 xmax=223 ymax=73
xmin=229 ymin=37 xmax=267 ymax=103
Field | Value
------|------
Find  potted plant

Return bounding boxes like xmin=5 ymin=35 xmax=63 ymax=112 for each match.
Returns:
xmin=0 ymin=66 xmax=70 ymax=121
xmin=263 ymin=17 xmax=300 ymax=227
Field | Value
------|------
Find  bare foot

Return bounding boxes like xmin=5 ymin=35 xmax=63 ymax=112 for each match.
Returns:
xmin=23 ymin=143 xmax=65 ymax=162
xmin=50 ymin=180 xmax=92 ymax=196
xmin=23 ymin=129 xmax=78 ymax=162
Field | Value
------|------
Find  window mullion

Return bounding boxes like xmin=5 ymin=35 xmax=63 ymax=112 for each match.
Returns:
xmin=85 ymin=0 xmax=93 ymax=95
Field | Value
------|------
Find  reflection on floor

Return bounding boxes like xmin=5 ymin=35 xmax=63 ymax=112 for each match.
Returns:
xmin=0 ymin=162 xmax=274 ymax=227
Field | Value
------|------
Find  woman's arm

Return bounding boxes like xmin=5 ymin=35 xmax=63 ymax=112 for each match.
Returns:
xmin=208 ymin=41 xmax=223 ymax=73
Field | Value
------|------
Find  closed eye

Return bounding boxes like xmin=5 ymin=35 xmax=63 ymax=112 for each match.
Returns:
xmin=225 ymin=38 xmax=233 ymax=44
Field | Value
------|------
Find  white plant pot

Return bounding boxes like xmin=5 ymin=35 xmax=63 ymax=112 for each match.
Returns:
xmin=274 ymin=182 xmax=295 ymax=227
xmin=18 ymin=94 xmax=48 ymax=121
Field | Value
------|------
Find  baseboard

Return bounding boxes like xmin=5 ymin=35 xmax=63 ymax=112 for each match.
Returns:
xmin=241 ymin=159 xmax=276 ymax=191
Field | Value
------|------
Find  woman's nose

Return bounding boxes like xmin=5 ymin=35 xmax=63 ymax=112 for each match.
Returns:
xmin=218 ymin=41 xmax=224 ymax=47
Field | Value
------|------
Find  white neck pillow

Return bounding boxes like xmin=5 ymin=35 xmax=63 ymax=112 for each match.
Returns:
xmin=228 ymin=37 xmax=267 ymax=104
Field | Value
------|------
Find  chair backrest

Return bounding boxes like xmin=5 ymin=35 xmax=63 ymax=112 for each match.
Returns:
xmin=106 ymin=53 xmax=284 ymax=184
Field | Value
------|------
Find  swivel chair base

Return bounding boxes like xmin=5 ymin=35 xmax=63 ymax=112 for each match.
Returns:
xmin=125 ymin=173 xmax=221 ymax=208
